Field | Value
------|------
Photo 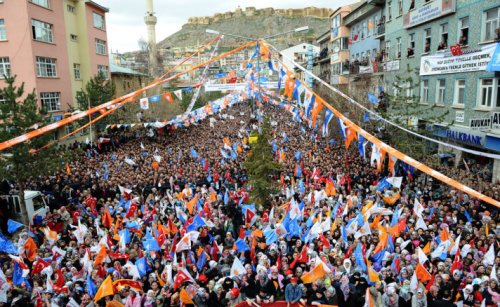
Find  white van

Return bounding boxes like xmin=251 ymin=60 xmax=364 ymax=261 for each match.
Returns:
xmin=1 ymin=191 xmax=49 ymax=224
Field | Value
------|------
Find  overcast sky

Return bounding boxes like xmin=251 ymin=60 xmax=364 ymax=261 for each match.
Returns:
xmin=105 ymin=0 xmax=356 ymax=53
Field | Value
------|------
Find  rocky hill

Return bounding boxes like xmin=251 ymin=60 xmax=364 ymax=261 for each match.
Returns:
xmin=158 ymin=6 xmax=333 ymax=50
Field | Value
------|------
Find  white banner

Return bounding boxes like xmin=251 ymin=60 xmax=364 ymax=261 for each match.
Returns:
xmin=420 ymin=43 xmax=496 ymax=76
xmin=139 ymin=98 xmax=149 ymax=110
xmin=204 ymin=82 xmax=284 ymax=92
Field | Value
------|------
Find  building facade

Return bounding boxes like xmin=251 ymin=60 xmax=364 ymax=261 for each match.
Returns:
xmin=380 ymin=0 xmax=500 ymax=181
xmin=330 ymin=4 xmax=358 ymax=89
xmin=0 ymin=0 xmax=109 ymax=120
xmin=313 ymin=30 xmax=331 ymax=82
xmin=343 ymin=0 xmax=385 ymax=94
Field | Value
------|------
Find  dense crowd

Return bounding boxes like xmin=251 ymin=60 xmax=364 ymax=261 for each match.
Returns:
xmin=0 ymin=100 xmax=498 ymax=307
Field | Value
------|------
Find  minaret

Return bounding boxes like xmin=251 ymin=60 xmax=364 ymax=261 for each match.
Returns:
xmin=145 ymin=0 xmax=158 ymax=77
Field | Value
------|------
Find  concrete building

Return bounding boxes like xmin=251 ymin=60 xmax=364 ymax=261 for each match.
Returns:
xmin=281 ymin=43 xmax=320 ymax=78
xmin=313 ymin=31 xmax=331 ymax=82
xmin=343 ymin=0 xmax=385 ymax=94
xmin=0 ymin=0 xmax=110 ymax=121
xmin=382 ymin=0 xmax=500 ymax=181
xmin=330 ymin=4 xmax=359 ymax=89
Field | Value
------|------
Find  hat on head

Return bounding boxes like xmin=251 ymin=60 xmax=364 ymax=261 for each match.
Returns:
xmin=230 ymin=288 xmax=240 ymax=297
xmin=291 ymin=277 xmax=298 ymax=283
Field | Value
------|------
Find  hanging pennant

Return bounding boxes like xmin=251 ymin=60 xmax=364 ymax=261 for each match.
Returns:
xmin=174 ymin=90 xmax=183 ymax=100
xmin=163 ymin=92 xmax=174 ymax=103
xmin=139 ymin=98 xmax=149 ymax=110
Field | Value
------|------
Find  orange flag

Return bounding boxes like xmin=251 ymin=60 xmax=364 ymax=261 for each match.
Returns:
xmin=168 ymin=218 xmax=178 ymax=235
xmin=370 ymin=215 xmax=381 ymax=229
xmin=373 ymin=225 xmax=388 ymax=254
xmin=440 ymin=227 xmax=450 ymax=242
xmin=163 ymin=92 xmax=174 ymax=103
xmin=415 ymin=263 xmax=431 ymax=282
xmin=422 ymin=241 xmax=431 ymax=255
xmin=177 ymin=192 xmax=185 ymax=200
xmin=185 ymin=194 xmax=198 ymax=215
xmin=23 ymin=237 xmax=37 ymax=262
xmin=94 ymin=275 xmax=115 ymax=303
xmin=179 ymin=289 xmax=194 ymax=304
xmin=311 ymin=97 xmax=324 ymax=127
xmin=65 ymin=162 xmax=71 ymax=175
xmin=367 ymin=260 xmax=380 ymax=283
xmin=284 ymin=76 xmax=295 ymax=99
xmin=301 ymin=262 xmax=327 ymax=284
xmin=94 ymin=245 xmax=107 ymax=267
xmin=325 ymin=180 xmax=336 ymax=196
xmin=209 ymin=191 xmax=217 ymax=203
xmin=345 ymin=127 xmax=358 ymax=149
xmin=388 ymin=154 xmax=397 ymax=176
xmin=152 ymin=161 xmax=159 ymax=171
xmin=383 ymin=193 xmax=401 ymax=205
xmin=103 ymin=206 xmax=113 ymax=228
xmin=106 ymin=301 xmax=124 ymax=307
xmin=157 ymin=222 xmax=169 ymax=235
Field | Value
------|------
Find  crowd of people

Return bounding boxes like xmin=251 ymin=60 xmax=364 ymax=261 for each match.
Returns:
xmin=0 ymin=99 xmax=499 ymax=307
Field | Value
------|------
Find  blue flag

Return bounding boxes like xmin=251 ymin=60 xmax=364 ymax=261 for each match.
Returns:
xmin=150 ymin=95 xmax=160 ymax=103
xmin=272 ymin=139 xmax=277 ymax=153
xmin=87 ymin=272 xmax=98 ymax=297
xmin=377 ymin=178 xmax=392 ymax=192
xmin=363 ymin=112 xmax=370 ymax=122
xmin=358 ymin=135 xmax=366 ymax=158
xmin=354 ymin=244 xmax=367 ymax=273
xmin=190 ymin=147 xmax=199 ymax=159
xmin=143 ymin=238 xmax=160 ymax=252
xmin=224 ymin=190 xmax=229 ymax=205
xmin=372 ymin=248 xmax=386 ymax=263
xmin=197 ymin=251 xmax=207 ymax=271
xmin=136 ymin=257 xmax=149 ymax=278
xmin=0 ymin=233 xmax=18 ymax=254
xmin=464 ymin=209 xmax=472 ymax=223
xmin=7 ymin=219 xmax=24 ymax=234
xmin=186 ymin=215 xmax=206 ymax=232
xmin=235 ymin=238 xmax=250 ymax=252
xmin=119 ymin=229 xmax=131 ymax=244
xmin=263 ymin=229 xmax=278 ymax=245
xmin=289 ymin=218 xmax=301 ymax=238
xmin=368 ymin=93 xmax=379 ymax=104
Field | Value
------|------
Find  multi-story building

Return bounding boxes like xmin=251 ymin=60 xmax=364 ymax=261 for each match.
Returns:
xmin=381 ymin=0 xmax=500 ymax=181
xmin=313 ymin=31 xmax=331 ymax=82
xmin=281 ymin=43 xmax=320 ymax=82
xmin=343 ymin=0 xmax=385 ymax=93
xmin=330 ymin=4 xmax=359 ymax=89
xmin=0 ymin=0 xmax=109 ymax=121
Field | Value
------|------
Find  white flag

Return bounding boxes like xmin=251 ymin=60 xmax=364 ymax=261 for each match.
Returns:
xmin=410 ymin=271 xmax=419 ymax=293
xmin=414 ymin=198 xmax=424 ymax=217
xmin=230 ymin=257 xmax=246 ymax=277
xmin=483 ymin=244 xmax=495 ymax=266
xmin=416 ymin=216 xmax=428 ymax=230
xmin=450 ymin=235 xmax=461 ymax=255
xmin=139 ymin=97 xmax=149 ymax=110
xmin=491 ymin=264 xmax=497 ymax=281
xmin=417 ymin=247 xmax=429 ymax=264
xmin=0 ymin=268 xmax=10 ymax=292
xmin=354 ymin=221 xmax=371 ymax=239
xmin=174 ymin=90 xmax=183 ymax=100
xmin=320 ymin=215 xmax=332 ymax=233
xmin=153 ymin=155 xmax=162 ymax=163
xmin=124 ymin=158 xmax=136 ymax=166
xmin=140 ymin=142 xmax=145 ymax=150
xmin=386 ymin=177 xmax=403 ymax=188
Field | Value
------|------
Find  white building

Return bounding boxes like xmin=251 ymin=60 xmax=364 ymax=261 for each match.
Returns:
xmin=280 ymin=43 xmax=320 ymax=74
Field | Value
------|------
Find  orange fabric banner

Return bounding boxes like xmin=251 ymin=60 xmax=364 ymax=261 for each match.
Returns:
xmin=94 ymin=275 xmax=115 ymax=303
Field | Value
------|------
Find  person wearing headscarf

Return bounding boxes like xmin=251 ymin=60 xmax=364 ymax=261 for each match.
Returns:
xmin=411 ymin=288 xmax=427 ymax=307
xmin=383 ymin=284 xmax=400 ymax=307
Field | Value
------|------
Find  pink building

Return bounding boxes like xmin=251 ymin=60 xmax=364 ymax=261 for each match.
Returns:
xmin=0 ymin=0 xmax=109 ymax=121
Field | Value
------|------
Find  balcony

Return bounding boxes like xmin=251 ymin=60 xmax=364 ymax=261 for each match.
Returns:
xmin=343 ymin=59 xmax=384 ymax=75
xmin=375 ymin=16 xmax=386 ymax=39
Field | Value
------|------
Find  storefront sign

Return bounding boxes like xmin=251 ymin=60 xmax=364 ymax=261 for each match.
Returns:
xmin=455 ymin=111 xmax=464 ymax=123
xmin=420 ymin=43 xmax=496 ymax=76
xmin=383 ymin=60 xmax=400 ymax=72
xmin=404 ymin=0 xmax=456 ymax=28
xmin=445 ymin=130 xmax=482 ymax=146
xmin=466 ymin=112 xmax=500 ymax=130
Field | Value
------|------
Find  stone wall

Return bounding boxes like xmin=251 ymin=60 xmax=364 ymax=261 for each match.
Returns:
xmin=186 ymin=6 xmax=333 ymax=25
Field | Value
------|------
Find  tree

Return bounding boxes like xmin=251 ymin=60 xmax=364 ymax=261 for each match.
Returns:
xmin=75 ymin=73 xmax=116 ymax=129
xmin=381 ymin=67 xmax=451 ymax=160
xmin=244 ymin=118 xmax=281 ymax=209
xmin=0 ymin=76 xmax=61 ymax=224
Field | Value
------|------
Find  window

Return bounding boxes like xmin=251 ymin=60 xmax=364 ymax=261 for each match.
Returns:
xmin=0 ymin=95 xmax=5 ymax=104
xmin=0 ymin=57 xmax=10 ymax=79
xmin=97 ymin=65 xmax=108 ymax=78
xmin=0 ymin=19 xmax=6 ymax=41
xmin=36 ymin=56 xmax=57 ymax=77
xmin=362 ymin=21 xmax=367 ymax=39
xmin=439 ymin=23 xmax=448 ymax=49
xmin=483 ymin=7 xmax=499 ymax=42
xmin=31 ymin=0 xmax=50 ymax=8
xmin=340 ymin=37 xmax=349 ymax=50
xmin=387 ymin=1 xmax=392 ymax=20
xmin=40 ymin=92 xmax=61 ymax=112
xmin=32 ymin=19 xmax=53 ymax=43
xmin=423 ymin=28 xmax=431 ymax=53
xmin=436 ymin=79 xmax=446 ymax=105
xmin=408 ymin=33 xmax=415 ymax=57
xmin=405 ymin=81 xmax=414 ymax=99
xmin=477 ymin=78 xmax=500 ymax=108
xmin=396 ymin=37 xmax=401 ymax=59
xmin=95 ymin=39 xmax=107 ymax=55
xmin=67 ymin=4 xmax=75 ymax=13
xmin=454 ymin=79 xmax=465 ymax=105
xmin=73 ymin=63 xmax=81 ymax=80
xmin=421 ymin=80 xmax=429 ymax=103
xmin=93 ymin=12 xmax=105 ymax=30
xmin=398 ymin=0 xmax=403 ymax=16
xmin=458 ymin=17 xmax=469 ymax=46
xmin=70 ymin=34 xmax=78 ymax=41
xmin=385 ymin=40 xmax=391 ymax=60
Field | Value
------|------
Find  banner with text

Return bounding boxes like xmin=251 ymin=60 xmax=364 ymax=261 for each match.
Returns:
xmin=205 ymin=82 xmax=283 ymax=92
xmin=420 ymin=43 xmax=496 ymax=76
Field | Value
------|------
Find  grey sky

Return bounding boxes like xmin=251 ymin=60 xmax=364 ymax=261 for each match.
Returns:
xmin=105 ymin=0 xmax=357 ymax=52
